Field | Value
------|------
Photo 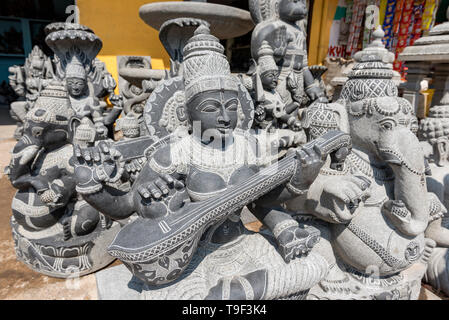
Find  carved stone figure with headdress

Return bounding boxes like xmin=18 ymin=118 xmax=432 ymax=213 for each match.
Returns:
xmin=5 ymin=82 xmax=121 ymax=278
xmin=45 ymin=23 xmax=122 ymax=142
xmin=251 ymin=40 xmax=303 ymax=134
xmin=249 ymin=0 xmax=326 ymax=108
xmin=71 ymin=24 xmax=354 ymax=299
xmin=8 ymin=46 xmax=55 ymax=139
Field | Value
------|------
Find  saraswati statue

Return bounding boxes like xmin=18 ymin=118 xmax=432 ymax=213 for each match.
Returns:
xmin=74 ymin=25 xmax=351 ymax=299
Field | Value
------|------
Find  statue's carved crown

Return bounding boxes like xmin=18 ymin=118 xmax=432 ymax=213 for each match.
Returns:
xmin=257 ymin=41 xmax=278 ymax=75
xmin=340 ymin=26 xmax=399 ymax=104
xmin=29 ymin=82 xmax=74 ymax=125
xmin=183 ymin=25 xmax=238 ymax=102
xmin=65 ymin=52 xmax=87 ymax=79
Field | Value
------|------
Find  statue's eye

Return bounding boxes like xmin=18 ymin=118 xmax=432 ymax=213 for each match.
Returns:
xmin=200 ymin=104 xmax=219 ymax=113
xmin=380 ymin=120 xmax=396 ymax=130
xmin=226 ymin=101 xmax=238 ymax=112
xmin=32 ymin=127 xmax=44 ymax=137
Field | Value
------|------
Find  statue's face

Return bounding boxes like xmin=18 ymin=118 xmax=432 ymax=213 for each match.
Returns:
xmin=30 ymin=56 xmax=45 ymax=76
xmin=261 ymin=71 xmax=279 ymax=90
xmin=279 ymin=0 xmax=308 ymax=22
xmin=186 ymin=89 xmax=239 ymax=143
xmin=66 ymin=77 xmax=87 ymax=97
xmin=24 ymin=118 xmax=67 ymax=148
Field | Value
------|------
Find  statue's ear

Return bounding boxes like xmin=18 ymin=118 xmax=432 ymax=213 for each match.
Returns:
xmin=68 ymin=116 xmax=81 ymax=142
xmin=436 ymin=137 xmax=449 ymax=166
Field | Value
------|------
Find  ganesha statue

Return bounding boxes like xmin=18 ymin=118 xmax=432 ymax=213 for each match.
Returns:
xmin=74 ymin=25 xmax=355 ymax=300
xmin=5 ymin=82 xmax=122 ymax=278
xmin=276 ymin=28 xmax=439 ymax=300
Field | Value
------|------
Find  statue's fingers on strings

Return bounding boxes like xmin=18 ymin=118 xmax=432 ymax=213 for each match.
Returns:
xmin=138 ymin=185 xmax=151 ymax=199
xmin=74 ymin=145 xmax=83 ymax=161
xmin=92 ymin=148 xmax=101 ymax=163
xmin=154 ymin=178 xmax=170 ymax=196
xmin=146 ymin=182 xmax=162 ymax=200
xmin=82 ymin=147 xmax=93 ymax=162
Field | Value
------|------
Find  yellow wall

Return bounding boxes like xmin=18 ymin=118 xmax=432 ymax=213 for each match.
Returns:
xmin=78 ymin=0 xmax=177 ymax=89
xmin=308 ymin=0 xmax=339 ymax=66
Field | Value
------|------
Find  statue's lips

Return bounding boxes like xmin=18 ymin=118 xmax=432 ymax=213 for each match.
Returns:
xmin=216 ymin=127 xmax=231 ymax=134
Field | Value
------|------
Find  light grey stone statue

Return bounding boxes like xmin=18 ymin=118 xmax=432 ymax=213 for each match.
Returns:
xmin=399 ymin=8 xmax=449 ymax=297
xmin=45 ymin=23 xmax=122 ymax=142
xmin=75 ymin=24 xmax=354 ymax=300
xmin=5 ymin=82 xmax=122 ymax=278
xmin=8 ymin=46 xmax=55 ymax=140
xmin=282 ymin=27 xmax=439 ymax=300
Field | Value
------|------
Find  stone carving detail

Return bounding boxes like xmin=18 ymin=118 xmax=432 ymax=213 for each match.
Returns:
xmin=8 ymin=46 xmax=55 ymax=140
xmin=250 ymin=0 xmax=326 ymax=107
xmin=5 ymin=82 xmax=121 ymax=277
xmin=45 ymin=22 xmax=121 ymax=142
xmin=282 ymin=27 xmax=438 ymax=300
xmin=74 ymin=23 xmax=354 ymax=299
xmin=398 ymin=9 xmax=449 ymax=297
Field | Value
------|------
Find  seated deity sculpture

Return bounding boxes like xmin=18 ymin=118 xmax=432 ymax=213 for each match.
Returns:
xmin=72 ymin=25 xmax=352 ymax=299
xmin=8 ymin=46 xmax=55 ymax=140
xmin=45 ymin=23 xmax=122 ymax=142
xmin=278 ymin=28 xmax=441 ymax=300
xmin=5 ymin=82 xmax=121 ymax=277
xmin=250 ymin=0 xmax=326 ymax=107
xmin=251 ymin=41 xmax=302 ymax=132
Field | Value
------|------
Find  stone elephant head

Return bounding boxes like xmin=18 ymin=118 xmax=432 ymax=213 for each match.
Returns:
xmin=8 ymin=83 xmax=75 ymax=185
xmin=341 ymin=95 xmax=428 ymax=236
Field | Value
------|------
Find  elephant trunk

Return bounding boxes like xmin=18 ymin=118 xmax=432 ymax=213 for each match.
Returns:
xmin=7 ymin=134 xmax=41 ymax=183
xmin=378 ymin=128 xmax=429 ymax=236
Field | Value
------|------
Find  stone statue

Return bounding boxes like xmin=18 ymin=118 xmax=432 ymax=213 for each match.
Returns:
xmin=5 ymin=82 xmax=121 ymax=277
xmin=8 ymin=46 xmax=55 ymax=140
xmin=45 ymin=23 xmax=122 ymax=142
xmin=398 ymin=9 xmax=449 ymax=297
xmin=249 ymin=0 xmax=326 ymax=107
xmin=282 ymin=28 xmax=440 ymax=300
xmin=74 ymin=25 xmax=351 ymax=299
xmin=250 ymin=40 xmax=303 ymax=133
xmin=420 ymin=102 xmax=449 ymax=296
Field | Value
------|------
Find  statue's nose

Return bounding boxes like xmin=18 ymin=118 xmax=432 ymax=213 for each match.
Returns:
xmin=217 ymin=105 xmax=231 ymax=126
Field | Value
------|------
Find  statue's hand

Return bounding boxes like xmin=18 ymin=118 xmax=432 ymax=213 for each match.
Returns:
xmin=275 ymin=220 xmax=320 ymax=263
xmin=74 ymin=141 xmax=124 ymax=194
xmin=102 ymin=74 xmax=117 ymax=93
xmin=109 ymin=94 xmax=124 ymax=109
xmin=255 ymin=105 xmax=266 ymax=122
xmin=322 ymin=175 xmax=371 ymax=222
xmin=136 ymin=173 xmax=185 ymax=201
xmin=288 ymin=145 xmax=326 ymax=193
xmin=272 ymin=25 xmax=289 ymax=58
xmin=305 ymin=85 xmax=327 ymax=102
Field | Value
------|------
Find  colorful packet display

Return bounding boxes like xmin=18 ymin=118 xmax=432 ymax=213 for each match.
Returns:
xmin=382 ymin=0 xmax=397 ymax=49
xmin=394 ymin=0 xmax=415 ymax=73
xmin=422 ymin=0 xmax=438 ymax=35
xmin=346 ymin=0 xmax=367 ymax=56
xmin=409 ymin=0 xmax=425 ymax=46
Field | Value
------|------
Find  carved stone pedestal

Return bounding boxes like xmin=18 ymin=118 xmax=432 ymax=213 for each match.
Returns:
xmin=96 ymin=231 xmax=328 ymax=300
xmin=11 ymin=216 xmax=122 ymax=278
